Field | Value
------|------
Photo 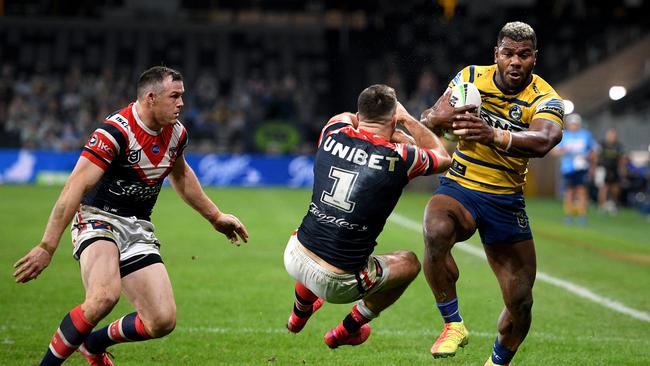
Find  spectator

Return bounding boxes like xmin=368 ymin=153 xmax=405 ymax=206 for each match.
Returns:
xmin=554 ymin=113 xmax=597 ymax=225
xmin=596 ymin=127 xmax=625 ymax=214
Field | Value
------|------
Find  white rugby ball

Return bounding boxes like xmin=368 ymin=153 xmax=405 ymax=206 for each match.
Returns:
xmin=443 ymin=82 xmax=482 ymax=142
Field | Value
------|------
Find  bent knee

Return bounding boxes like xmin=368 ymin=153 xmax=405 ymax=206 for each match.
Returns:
xmin=84 ymin=291 xmax=120 ymax=321
xmin=394 ymin=250 xmax=421 ymax=279
xmin=423 ymin=220 xmax=457 ymax=253
xmin=143 ymin=310 xmax=177 ymax=338
xmin=505 ymin=293 xmax=534 ymax=315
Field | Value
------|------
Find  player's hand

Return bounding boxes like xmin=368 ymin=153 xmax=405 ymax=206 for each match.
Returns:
xmin=13 ymin=245 xmax=52 ymax=283
xmin=421 ymin=90 xmax=479 ymax=130
xmin=450 ymin=115 xmax=494 ymax=144
xmin=211 ymin=213 xmax=249 ymax=246
xmin=395 ymin=102 xmax=410 ymax=124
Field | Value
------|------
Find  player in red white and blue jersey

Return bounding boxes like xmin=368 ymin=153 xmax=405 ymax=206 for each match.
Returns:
xmin=13 ymin=66 xmax=249 ymax=366
xmin=284 ymin=84 xmax=451 ymax=348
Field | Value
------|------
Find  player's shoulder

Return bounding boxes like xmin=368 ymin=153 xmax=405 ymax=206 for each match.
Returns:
xmin=104 ymin=103 xmax=135 ymax=132
xmin=529 ymin=73 xmax=560 ymax=97
xmin=450 ymin=65 xmax=494 ymax=87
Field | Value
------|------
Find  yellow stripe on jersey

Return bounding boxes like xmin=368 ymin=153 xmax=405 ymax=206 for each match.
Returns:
xmin=446 ymin=64 xmax=564 ymax=194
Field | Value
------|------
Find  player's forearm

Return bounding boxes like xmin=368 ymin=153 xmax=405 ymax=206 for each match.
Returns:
xmin=502 ymin=130 xmax=561 ymax=158
xmin=171 ymin=166 xmax=222 ymax=223
xmin=401 ymin=114 xmax=447 ymax=152
xmin=40 ymin=182 xmax=87 ymax=254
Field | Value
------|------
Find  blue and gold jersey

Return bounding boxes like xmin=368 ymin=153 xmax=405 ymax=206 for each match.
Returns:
xmin=446 ymin=64 xmax=564 ymax=194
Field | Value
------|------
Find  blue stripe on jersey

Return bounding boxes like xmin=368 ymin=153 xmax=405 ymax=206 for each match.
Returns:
xmin=101 ymin=123 xmax=127 ymax=152
xmin=448 ymin=169 xmax=511 ymax=190
xmin=537 ymin=109 xmax=563 ymax=120
xmin=455 ymin=150 xmax=519 ymax=174
xmin=481 ymin=102 xmax=530 ymax=129
xmin=482 ymin=89 xmax=550 ymax=108
xmin=469 ymin=65 xmax=475 ymax=83
xmin=488 ymin=73 xmax=550 ymax=106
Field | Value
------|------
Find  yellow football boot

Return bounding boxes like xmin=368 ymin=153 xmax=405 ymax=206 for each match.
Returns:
xmin=430 ymin=321 xmax=469 ymax=358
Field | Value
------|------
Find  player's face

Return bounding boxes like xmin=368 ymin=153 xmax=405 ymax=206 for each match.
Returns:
xmin=152 ymin=76 xmax=184 ymax=127
xmin=494 ymin=37 xmax=537 ymax=94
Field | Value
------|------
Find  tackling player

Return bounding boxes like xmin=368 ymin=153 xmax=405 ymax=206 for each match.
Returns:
xmin=13 ymin=66 xmax=249 ymax=366
xmin=421 ymin=22 xmax=564 ymax=365
xmin=284 ymin=84 xmax=451 ymax=348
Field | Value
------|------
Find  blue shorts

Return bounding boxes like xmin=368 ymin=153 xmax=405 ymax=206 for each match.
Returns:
xmin=563 ymin=170 xmax=589 ymax=188
xmin=435 ymin=177 xmax=533 ymax=245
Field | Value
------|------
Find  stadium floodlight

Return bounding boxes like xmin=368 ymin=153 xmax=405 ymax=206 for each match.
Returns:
xmin=609 ymin=86 xmax=626 ymax=101
xmin=563 ymin=100 xmax=575 ymax=114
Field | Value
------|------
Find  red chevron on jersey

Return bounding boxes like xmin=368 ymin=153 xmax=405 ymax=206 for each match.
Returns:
xmin=80 ymin=102 xmax=188 ymax=220
xmin=103 ymin=103 xmax=187 ymax=184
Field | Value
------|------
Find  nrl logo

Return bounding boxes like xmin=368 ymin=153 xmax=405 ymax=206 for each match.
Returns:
xmin=127 ymin=149 xmax=141 ymax=164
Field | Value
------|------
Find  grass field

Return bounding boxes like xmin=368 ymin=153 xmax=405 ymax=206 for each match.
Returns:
xmin=1 ymin=185 xmax=649 ymax=365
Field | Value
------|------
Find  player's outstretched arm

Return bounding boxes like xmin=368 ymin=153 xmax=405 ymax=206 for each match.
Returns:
xmin=13 ymin=157 xmax=105 ymax=283
xmin=168 ymin=155 xmax=249 ymax=246
xmin=396 ymin=102 xmax=451 ymax=173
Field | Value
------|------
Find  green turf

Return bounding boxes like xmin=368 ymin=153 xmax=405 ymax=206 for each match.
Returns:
xmin=1 ymin=185 xmax=649 ymax=365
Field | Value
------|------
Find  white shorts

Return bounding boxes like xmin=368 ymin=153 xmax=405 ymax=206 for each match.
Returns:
xmin=71 ymin=205 xmax=163 ymax=277
xmin=284 ymin=233 xmax=390 ymax=304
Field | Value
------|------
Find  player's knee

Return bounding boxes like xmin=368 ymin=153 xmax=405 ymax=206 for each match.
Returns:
xmin=423 ymin=220 xmax=454 ymax=259
xmin=405 ymin=250 xmax=422 ymax=278
xmin=505 ymin=290 xmax=534 ymax=316
xmin=84 ymin=290 xmax=120 ymax=321
xmin=145 ymin=308 xmax=177 ymax=338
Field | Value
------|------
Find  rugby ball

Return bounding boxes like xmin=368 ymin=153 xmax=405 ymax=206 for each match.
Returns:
xmin=443 ymin=82 xmax=482 ymax=142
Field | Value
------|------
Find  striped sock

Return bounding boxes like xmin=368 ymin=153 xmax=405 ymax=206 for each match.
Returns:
xmin=83 ymin=312 xmax=151 ymax=354
xmin=437 ymin=297 xmax=463 ymax=323
xmin=491 ymin=337 xmax=515 ymax=365
xmin=339 ymin=301 xmax=376 ymax=335
xmin=40 ymin=305 xmax=95 ymax=366
xmin=293 ymin=282 xmax=318 ymax=318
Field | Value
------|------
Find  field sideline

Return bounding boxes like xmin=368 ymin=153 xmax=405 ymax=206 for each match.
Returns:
xmin=1 ymin=185 xmax=649 ymax=365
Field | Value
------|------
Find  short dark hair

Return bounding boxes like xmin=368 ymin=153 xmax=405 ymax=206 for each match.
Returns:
xmin=137 ymin=66 xmax=183 ymax=99
xmin=357 ymin=84 xmax=397 ymax=123
xmin=498 ymin=21 xmax=537 ymax=49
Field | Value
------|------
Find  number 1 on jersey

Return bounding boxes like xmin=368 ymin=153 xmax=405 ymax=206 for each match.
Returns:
xmin=321 ymin=167 xmax=358 ymax=212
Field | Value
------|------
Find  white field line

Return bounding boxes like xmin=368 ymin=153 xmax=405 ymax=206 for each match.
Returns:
xmin=388 ymin=212 xmax=650 ymax=323
xmin=177 ymin=326 xmax=650 ymax=344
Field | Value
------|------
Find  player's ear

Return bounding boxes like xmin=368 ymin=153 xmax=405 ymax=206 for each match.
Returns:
xmin=494 ymin=46 xmax=498 ymax=63
xmin=147 ymin=91 xmax=156 ymax=106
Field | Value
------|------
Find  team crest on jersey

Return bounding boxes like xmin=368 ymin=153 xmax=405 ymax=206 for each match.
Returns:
xmin=152 ymin=144 xmax=160 ymax=154
xmin=169 ymin=146 xmax=178 ymax=159
xmin=509 ymin=105 xmax=523 ymax=121
xmin=127 ymin=149 xmax=141 ymax=164
xmin=88 ymin=134 xmax=98 ymax=147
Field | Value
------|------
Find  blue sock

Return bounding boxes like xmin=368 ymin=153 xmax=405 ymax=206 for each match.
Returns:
xmin=436 ymin=297 xmax=462 ymax=323
xmin=491 ymin=337 xmax=515 ymax=365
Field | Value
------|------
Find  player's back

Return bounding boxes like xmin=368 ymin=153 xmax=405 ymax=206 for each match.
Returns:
xmin=297 ymin=121 xmax=434 ymax=272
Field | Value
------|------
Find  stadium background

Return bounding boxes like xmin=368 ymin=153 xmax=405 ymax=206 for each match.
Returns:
xmin=1 ymin=1 xmax=649 ymax=365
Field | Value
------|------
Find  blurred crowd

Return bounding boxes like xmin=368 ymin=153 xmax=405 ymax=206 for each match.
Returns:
xmin=0 ymin=63 xmax=323 ymax=154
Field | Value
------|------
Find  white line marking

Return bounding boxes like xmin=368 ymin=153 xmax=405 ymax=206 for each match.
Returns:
xmin=389 ymin=212 xmax=650 ymax=323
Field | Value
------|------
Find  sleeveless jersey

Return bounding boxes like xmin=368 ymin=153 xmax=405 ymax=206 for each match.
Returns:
xmin=297 ymin=116 xmax=439 ymax=271
xmin=80 ymin=102 xmax=188 ymax=220
xmin=447 ymin=65 xmax=564 ymax=194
